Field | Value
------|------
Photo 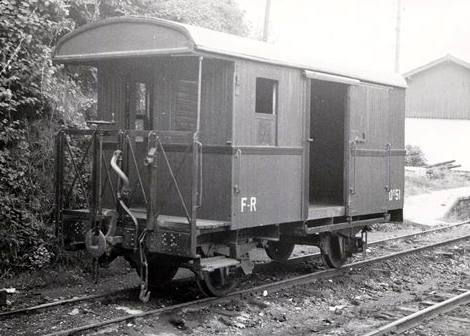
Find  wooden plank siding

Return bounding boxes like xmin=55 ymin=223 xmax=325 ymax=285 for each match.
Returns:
xmin=153 ymin=149 xmax=233 ymax=221
xmin=231 ymin=60 xmax=306 ymax=229
xmin=96 ymin=64 xmax=126 ymax=209
xmin=152 ymin=58 xmax=233 ymax=145
xmin=97 ymin=63 xmax=126 ymax=126
xmin=232 ymin=152 xmax=303 ymax=229
xmin=388 ymin=88 xmax=406 ymax=211
xmin=347 ymin=85 xmax=388 ymax=216
xmin=232 ymin=60 xmax=305 ymax=147
xmin=153 ymin=58 xmax=198 ymax=132
xmin=406 ymin=62 xmax=470 ymax=119
xmin=152 ymin=58 xmax=234 ymax=221
xmin=200 ymin=59 xmax=234 ymax=145
xmin=347 ymin=85 xmax=405 ymax=216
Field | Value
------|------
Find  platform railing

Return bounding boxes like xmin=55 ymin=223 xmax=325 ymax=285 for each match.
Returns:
xmin=55 ymin=128 xmax=201 ymax=258
xmin=54 ymin=128 xmax=119 ymax=246
xmin=141 ymin=129 xmax=201 ymax=258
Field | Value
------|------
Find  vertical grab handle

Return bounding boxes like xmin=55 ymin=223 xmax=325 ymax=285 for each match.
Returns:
xmin=233 ymin=149 xmax=242 ymax=194
xmin=196 ymin=141 xmax=203 ymax=207
xmin=349 ymin=141 xmax=356 ymax=195
xmin=385 ymin=143 xmax=391 ymax=192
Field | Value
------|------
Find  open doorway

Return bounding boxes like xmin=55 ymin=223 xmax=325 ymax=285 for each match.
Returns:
xmin=309 ymin=80 xmax=348 ymax=208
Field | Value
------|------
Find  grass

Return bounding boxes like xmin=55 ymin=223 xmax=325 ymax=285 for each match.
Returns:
xmin=0 ymin=252 xmax=133 ymax=290
xmin=405 ymin=172 xmax=470 ymax=198
xmin=0 ymin=265 xmax=85 ymax=290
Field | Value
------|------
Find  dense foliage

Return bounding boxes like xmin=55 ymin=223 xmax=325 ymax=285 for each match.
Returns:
xmin=405 ymin=144 xmax=427 ymax=167
xmin=0 ymin=0 xmax=247 ymax=276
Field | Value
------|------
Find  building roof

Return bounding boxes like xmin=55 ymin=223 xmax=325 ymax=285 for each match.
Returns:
xmin=403 ymin=54 xmax=470 ymax=78
xmin=404 ymin=54 xmax=470 ymax=120
xmin=53 ymin=16 xmax=406 ymax=88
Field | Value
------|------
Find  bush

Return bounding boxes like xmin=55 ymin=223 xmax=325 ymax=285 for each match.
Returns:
xmin=0 ymin=0 xmax=84 ymax=275
xmin=405 ymin=144 xmax=427 ymax=167
xmin=0 ymin=118 xmax=55 ymax=274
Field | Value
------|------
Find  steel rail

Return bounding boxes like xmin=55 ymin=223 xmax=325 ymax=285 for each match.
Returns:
xmin=43 ymin=233 xmax=470 ymax=336
xmin=369 ymin=220 xmax=470 ymax=245
xmin=362 ymin=290 xmax=470 ymax=336
xmin=286 ymin=220 xmax=470 ymax=264
xmin=0 ymin=287 xmax=137 ymax=318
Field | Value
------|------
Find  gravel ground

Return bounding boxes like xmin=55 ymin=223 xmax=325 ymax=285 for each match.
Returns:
xmin=1 ymin=222 xmax=469 ymax=336
xmin=185 ymin=241 xmax=470 ymax=336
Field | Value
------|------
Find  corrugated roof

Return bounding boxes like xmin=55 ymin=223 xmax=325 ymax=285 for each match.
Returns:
xmin=54 ymin=16 xmax=406 ymax=88
xmin=403 ymin=54 xmax=470 ymax=78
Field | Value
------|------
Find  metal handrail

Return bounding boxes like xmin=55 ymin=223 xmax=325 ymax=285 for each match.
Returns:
xmin=126 ymin=135 xmax=148 ymax=205
xmin=110 ymin=150 xmax=129 ymax=190
xmin=110 ymin=150 xmax=138 ymax=252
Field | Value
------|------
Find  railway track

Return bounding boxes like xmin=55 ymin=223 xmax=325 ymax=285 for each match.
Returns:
xmin=39 ymin=231 xmax=470 ymax=336
xmin=3 ymin=221 xmax=467 ymax=322
xmin=366 ymin=219 xmax=470 ymax=246
xmin=0 ymin=287 xmax=137 ymax=318
xmin=286 ymin=220 xmax=470 ymax=264
xmin=363 ymin=289 xmax=470 ymax=336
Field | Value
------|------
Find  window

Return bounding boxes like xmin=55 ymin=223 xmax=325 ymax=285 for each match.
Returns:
xmin=255 ymin=78 xmax=277 ymax=114
xmin=255 ymin=77 xmax=278 ymax=146
xmin=134 ymin=82 xmax=149 ymax=130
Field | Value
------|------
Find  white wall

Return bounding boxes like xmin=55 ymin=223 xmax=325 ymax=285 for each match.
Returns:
xmin=405 ymin=118 xmax=470 ymax=170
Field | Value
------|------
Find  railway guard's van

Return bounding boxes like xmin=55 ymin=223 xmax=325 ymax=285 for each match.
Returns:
xmin=52 ymin=17 xmax=406 ymax=300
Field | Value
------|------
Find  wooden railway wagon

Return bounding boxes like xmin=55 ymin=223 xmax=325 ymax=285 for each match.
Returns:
xmin=52 ymin=17 xmax=406 ymax=300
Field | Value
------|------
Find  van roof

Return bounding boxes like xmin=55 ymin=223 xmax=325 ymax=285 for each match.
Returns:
xmin=53 ymin=16 xmax=406 ymax=88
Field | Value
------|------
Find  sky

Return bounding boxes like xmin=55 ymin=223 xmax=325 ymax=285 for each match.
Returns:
xmin=235 ymin=0 xmax=470 ymax=74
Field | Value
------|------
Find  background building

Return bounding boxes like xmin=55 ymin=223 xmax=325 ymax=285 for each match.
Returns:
xmin=404 ymin=54 xmax=470 ymax=170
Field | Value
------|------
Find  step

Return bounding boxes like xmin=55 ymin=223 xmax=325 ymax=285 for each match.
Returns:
xmin=200 ymin=256 xmax=240 ymax=272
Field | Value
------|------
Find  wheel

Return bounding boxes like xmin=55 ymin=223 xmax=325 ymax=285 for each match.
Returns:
xmin=126 ymin=253 xmax=179 ymax=288
xmin=196 ymin=267 xmax=238 ymax=297
xmin=320 ymin=251 xmax=347 ymax=269
xmin=320 ymin=234 xmax=348 ymax=269
xmin=146 ymin=262 xmax=179 ymax=288
xmin=265 ymin=240 xmax=295 ymax=261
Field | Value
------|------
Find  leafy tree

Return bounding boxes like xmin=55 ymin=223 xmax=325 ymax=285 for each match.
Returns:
xmin=136 ymin=0 xmax=248 ymax=36
xmin=67 ymin=0 xmax=248 ymax=36
xmin=0 ymin=0 xmax=71 ymax=274
xmin=1 ymin=0 xmax=67 ymax=118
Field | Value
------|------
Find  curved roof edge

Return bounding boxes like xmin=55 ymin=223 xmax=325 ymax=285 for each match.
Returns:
xmin=53 ymin=16 xmax=406 ymax=88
